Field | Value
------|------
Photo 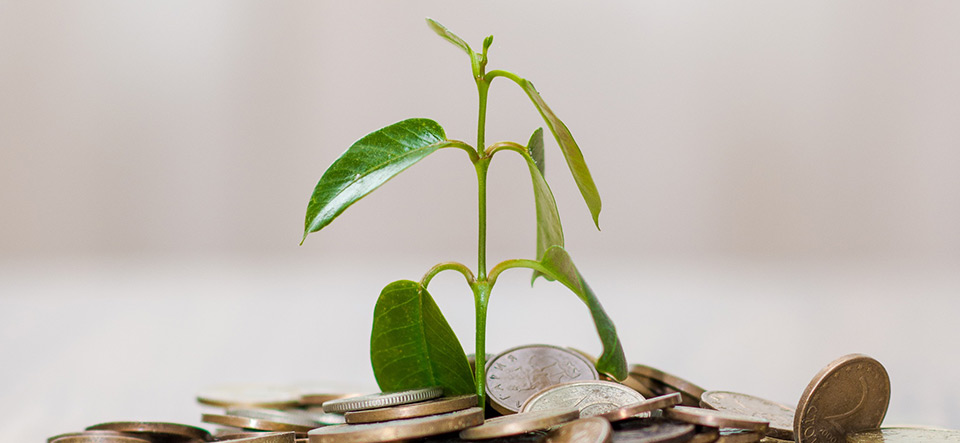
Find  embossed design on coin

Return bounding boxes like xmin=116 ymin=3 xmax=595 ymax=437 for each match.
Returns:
xmin=794 ymin=354 xmax=890 ymax=443
xmin=610 ymin=417 xmax=697 ymax=442
xmin=521 ymin=380 xmax=646 ymax=418
xmin=307 ymin=407 xmax=483 ymax=443
xmin=545 ymin=417 xmax=613 ymax=443
xmin=701 ymin=390 xmax=795 ymax=440
xmin=485 ymin=344 xmax=598 ymax=414
xmin=845 ymin=427 xmax=960 ymax=442
xmin=460 ymin=408 xmax=580 ymax=440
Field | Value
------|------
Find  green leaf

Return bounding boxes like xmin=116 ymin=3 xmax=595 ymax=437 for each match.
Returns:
xmin=536 ymin=246 xmax=627 ymax=380
xmin=426 ymin=18 xmax=473 ymax=56
xmin=519 ymin=79 xmax=602 ymax=228
xmin=370 ymin=280 xmax=476 ymax=396
xmin=523 ymin=128 xmax=562 ymax=284
xmin=302 ymin=118 xmax=447 ymax=242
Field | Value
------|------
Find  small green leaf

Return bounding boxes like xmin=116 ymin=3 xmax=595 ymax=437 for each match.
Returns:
xmin=519 ymin=79 xmax=602 ymax=228
xmin=303 ymin=118 xmax=447 ymax=242
xmin=371 ymin=280 xmax=475 ymax=396
xmin=426 ymin=18 xmax=473 ymax=56
xmin=523 ymin=128 xmax=562 ymax=284
xmin=536 ymin=246 xmax=628 ymax=380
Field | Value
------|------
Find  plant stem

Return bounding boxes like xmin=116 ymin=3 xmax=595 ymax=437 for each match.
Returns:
xmin=420 ymin=262 xmax=476 ymax=288
xmin=471 ymin=280 xmax=491 ymax=407
xmin=475 ymin=159 xmax=490 ymax=280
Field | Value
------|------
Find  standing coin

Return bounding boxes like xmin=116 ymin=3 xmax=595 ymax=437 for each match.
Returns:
xmin=486 ymin=345 xmax=599 ymax=414
xmin=846 ymin=427 xmax=960 ymax=442
xmin=700 ymin=391 xmax=795 ymax=440
xmin=198 ymin=384 xmax=302 ymax=409
xmin=794 ymin=354 xmax=890 ymax=443
xmin=664 ymin=406 xmax=769 ymax=434
xmin=598 ymin=393 xmax=682 ymax=422
xmin=630 ymin=365 xmax=706 ymax=407
xmin=307 ymin=407 xmax=483 ymax=443
xmin=86 ymin=422 xmax=213 ymax=442
xmin=321 ymin=387 xmax=443 ymax=413
xmin=545 ymin=417 xmax=613 ymax=443
xmin=344 ymin=394 xmax=477 ymax=424
xmin=460 ymin=408 xmax=580 ymax=440
xmin=521 ymin=380 xmax=646 ymax=417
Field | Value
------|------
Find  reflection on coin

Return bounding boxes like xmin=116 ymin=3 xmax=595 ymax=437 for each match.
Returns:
xmin=521 ymin=380 xmax=646 ymax=417
xmin=701 ymin=391 xmax=795 ymax=440
xmin=202 ymin=412 xmax=317 ymax=433
xmin=545 ymin=417 xmax=612 ymax=443
xmin=299 ymin=409 xmax=347 ymax=426
xmin=51 ymin=436 xmax=152 ymax=443
xmin=198 ymin=384 xmax=302 ymax=409
xmin=717 ymin=428 xmax=763 ymax=443
xmin=344 ymin=394 xmax=477 ymax=424
xmin=321 ymin=387 xmax=443 ymax=413
xmin=307 ymin=407 xmax=483 ymax=443
xmin=611 ymin=417 xmax=697 ymax=442
xmin=226 ymin=409 xmax=322 ymax=429
xmin=664 ymin=406 xmax=769 ymax=433
xmin=630 ymin=365 xmax=705 ymax=407
xmin=794 ymin=354 xmax=890 ymax=443
xmin=86 ymin=421 xmax=213 ymax=442
xmin=846 ymin=427 xmax=960 ymax=442
xmin=486 ymin=344 xmax=598 ymax=414
xmin=460 ymin=408 xmax=580 ymax=440
xmin=216 ymin=432 xmax=297 ymax=442
xmin=598 ymin=393 xmax=682 ymax=422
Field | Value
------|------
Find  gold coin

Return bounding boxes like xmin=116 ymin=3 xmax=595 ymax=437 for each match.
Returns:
xmin=545 ymin=417 xmax=612 ymax=443
xmin=321 ymin=387 xmax=443 ymax=413
xmin=197 ymin=384 xmax=302 ymax=409
xmin=846 ymin=427 xmax=960 ymax=442
xmin=485 ymin=344 xmax=598 ymax=414
xmin=85 ymin=421 xmax=212 ymax=442
xmin=202 ymin=413 xmax=317 ymax=434
xmin=307 ymin=407 xmax=483 ymax=443
xmin=700 ymin=391 xmax=795 ymax=440
xmin=630 ymin=364 xmax=705 ymax=406
xmin=597 ymin=393 xmax=682 ymax=422
xmin=794 ymin=354 xmax=890 ymax=443
xmin=459 ymin=408 xmax=580 ymax=440
xmin=664 ymin=406 xmax=769 ymax=433
xmin=344 ymin=394 xmax=477 ymax=424
xmin=521 ymin=380 xmax=646 ymax=418
xmin=215 ymin=432 xmax=297 ymax=442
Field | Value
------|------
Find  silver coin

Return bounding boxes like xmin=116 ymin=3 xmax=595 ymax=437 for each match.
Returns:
xmin=198 ymin=383 xmax=302 ymax=409
xmin=307 ymin=407 xmax=484 ymax=443
xmin=701 ymin=391 xmax=795 ymax=440
xmin=320 ymin=386 xmax=443 ymax=413
xmin=599 ymin=393 xmax=682 ymax=422
xmin=460 ymin=408 xmax=580 ymax=440
xmin=846 ymin=427 xmax=960 ymax=442
xmin=486 ymin=344 xmax=598 ymax=414
xmin=611 ymin=418 xmax=697 ymax=442
xmin=521 ymin=380 xmax=646 ymax=418
xmin=226 ymin=409 xmax=322 ymax=428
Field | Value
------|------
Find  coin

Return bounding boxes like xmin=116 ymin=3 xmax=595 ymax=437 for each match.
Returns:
xmin=321 ymin=386 xmax=443 ymax=413
xmin=688 ymin=427 xmax=721 ymax=443
xmin=620 ymin=374 xmax=657 ymax=399
xmin=521 ymin=380 xmax=646 ymax=418
xmin=344 ymin=394 xmax=477 ymax=424
xmin=611 ymin=417 xmax=697 ymax=442
xmin=215 ymin=432 xmax=297 ymax=442
xmin=664 ymin=406 xmax=769 ymax=433
xmin=48 ymin=431 xmax=141 ymax=443
xmin=459 ymin=408 xmax=580 ymax=440
xmin=700 ymin=391 xmax=795 ymax=440
xmin=545 ymin=417 xmax=613 ymax=443
xmin=598 ymin=393 xmax=682 ymax=422
xmin=51 ymin=436 xmax=153 ymax=443
xmin=198 ymin=384 xmax=302 ymax=409
xmin=486 ymin=344 xmax=599 ymax=414
xmin=299 ymin=409 xmax=347 ymax=426
xmin=630 ymin=365 xmax=705 ymax=407
xmin=202 ymin=412 xmax=317 ymax=434
xmin=86 ymin=421 xmax=213 ymax=442
xmin=794 ymin=354 xmax=890 ymax=443
xmin=717 ymin=428 xmax=763 ymax=443
xmin=845 ymin=427 xmax=960 ymax=442
xmin=226 ymin=409 xmax=322 ymax=429
xmin=307 ymin=407 xmax=484 ymax=443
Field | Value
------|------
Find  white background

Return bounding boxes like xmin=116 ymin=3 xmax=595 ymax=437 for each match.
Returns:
xmin=2 ymin=1 xmax=959 ymax=440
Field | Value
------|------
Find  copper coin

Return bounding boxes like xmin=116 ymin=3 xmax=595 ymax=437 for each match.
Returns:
xmin=794 ymin=354 xmax=890 ymax=443
xmin=664 ymin=407 xmax=769 ymax=433
xmin=598 ymin=393 xmax=682 ymax=422
xmin=344 ymin=394 xmax=477 ymax=424
xmin=486 ymin=344 xmax=598 ymax=414
xmin=846 ymin=427 xmax=960 ymax=442
xmin=48 ymin=431 xmax=141 ymax=443
xmin=630 ymin=365 xmax=705 ymax=406
xmin=546 ymin=417 xmax=613 ymax=443
xmin=202 ymin=413 xmax=316 ymax=434
xmin=307 ymin=407 xmax=484 ymax=443
xmin=215 ymin=432 xmax=297 ymax=442
xmin=460 ymin=408 xmax=580 ymax=440
xmin=86 ymin=422 xmax=213 ymax=442
xmin=51 ymin=436 xmax=153 ymax=443
xmin=700 ymin=391 xmax=795 ymax=440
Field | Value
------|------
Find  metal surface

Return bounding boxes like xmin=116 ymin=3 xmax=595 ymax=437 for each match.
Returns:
xmin=846 ymin=427 xmax=960 ymax=442
xmin=485 ymin=344 xmax=598 ymax=414
xmin=201 ymin=413 xmax=317 ymax=433
xmin=664 ymin=406 xmax=769 ymax=433
xmin=306 ymin=407 xmax=483 ymax=443
xmin=343 ymin=394 xmax=476 ymax=424
xmin=197 ymin=384 xmax=301 ymax=409
xmin=610 ymin=418 xmax=697 ymax=443
xmin=521 ymin=380 xmax=647 ymax=417
xmin=85 ymin=421 xmax=213 ymax=442
xmin=459 ymin=408 xmax=580 ymax=440
xmin=320 ymin=387 xmax=443 ymax=413
xmin=545 ymin=417 xmax=613 ymax=443
xmin=599 ymin=393 xmax=682 ymax=422
xmin=701 ymin=390 xmax=795 ymax=440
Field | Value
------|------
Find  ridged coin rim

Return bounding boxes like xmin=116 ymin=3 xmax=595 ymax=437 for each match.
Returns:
xmin=321 ymin=387 xmax=443 ymax=413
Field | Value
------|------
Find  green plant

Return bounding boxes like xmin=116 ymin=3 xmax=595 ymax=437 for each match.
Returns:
xmin=302 ymin=19 xmax=627 ymax=407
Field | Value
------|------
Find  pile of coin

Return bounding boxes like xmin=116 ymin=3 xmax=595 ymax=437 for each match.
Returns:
xmin=48 ymin=345 xmax=960 ymax=442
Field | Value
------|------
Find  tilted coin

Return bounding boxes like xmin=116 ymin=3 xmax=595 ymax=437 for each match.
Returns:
xmin=794 ymin=354 xmax=890 ymax=443
xmin=344 ymin=394 xmax=477 ymax=424
xmin=51 ymin=436 xmax=153 ymax=443
xmin=700 ymin=390 xmax=795 ymax=440
xmin=202 ymin=412 xmax=317 ymax=434
xmin=846 ymin=427 xmax=960 ymax=442
xmin=717 ymin=428 xmax=762 ymax=443
xmin=307 ymin=407 xmax=484 ymax=443
xmin=215 ymin=432 xmax=297 ymax=442
xmin=198 ymin=384 xmax=302 ymax=409
xmin=598 ymin=393 xmax=682 ymax=422
xmin=630 ymin=365 xmax=705 ymax=407
xmin=86 ymin=421 xmax=213 ymax=442
xmin=664 ymin=406 xmax=769 ymax=433
xmin=486 ymin=344 xmax=599 ymax=414
xmin=48 ymin=431 xmax=141 ymax=443
xmin=460 ymin=408 xmax=580 ymax=440
xmin=320 ymin=386 xmax=443 ymax=413
xmin=620 ymin=374 xmax=657 ymax=399
xmin=546 ymin=417 xmax=613 ymax=443
xmin=521 ymin=380 xmax=647 ymax=418
xmin=611 ymin=417 xmax=697 ymax=442
xmin=226 ymin=409 xmax=322 ymax=429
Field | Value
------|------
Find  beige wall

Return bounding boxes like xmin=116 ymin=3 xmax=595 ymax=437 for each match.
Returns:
xmin=2 ymin=1 xmax=958 ymax=261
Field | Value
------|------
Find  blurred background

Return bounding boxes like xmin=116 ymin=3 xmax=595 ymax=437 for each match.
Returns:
xmin=2 ymin=1 xmax=959 ymax=440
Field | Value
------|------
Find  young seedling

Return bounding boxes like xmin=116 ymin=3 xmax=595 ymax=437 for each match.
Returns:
xmin=302 ymin=19 xmax=627 ymax=408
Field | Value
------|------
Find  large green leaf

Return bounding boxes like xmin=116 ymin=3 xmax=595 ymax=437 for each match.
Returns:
xmin=426 ymin=18 xmax=473 ymax=57
xmin=302 ymin=118 xmax=448 ymax=242
xmin=523 ymin=128 xmax=563 ymax=283
xmin=370 ymin=280 xmax=475 ymax=396
xmin=537 ymin=246 xmax=627 ymax=380
xmin=519 ymin=79 xmax=602 ymax=228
